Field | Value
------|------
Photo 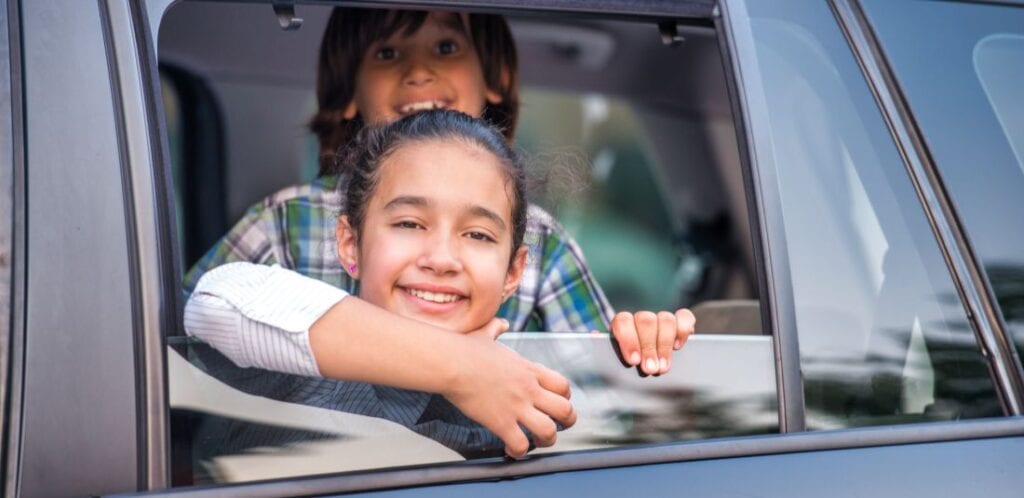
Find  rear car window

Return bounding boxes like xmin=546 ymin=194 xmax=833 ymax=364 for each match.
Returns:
xmin=860 ymin=0 xmax=1024 ymax=365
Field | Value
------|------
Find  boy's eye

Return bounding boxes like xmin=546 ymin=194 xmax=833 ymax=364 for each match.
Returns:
xmin=437 ymin=39 xmax=459 ymax=55
xmin=375 ymin=46 xmax=398 ymax=60
xmin=394 ymin=220 xmax=422 ymax=230
xmin=466 ymin=231 xmax=496 ymax=243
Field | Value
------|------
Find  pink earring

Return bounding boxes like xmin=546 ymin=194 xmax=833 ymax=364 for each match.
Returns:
xmin=347 ymin=263 xmax=357 ymax=274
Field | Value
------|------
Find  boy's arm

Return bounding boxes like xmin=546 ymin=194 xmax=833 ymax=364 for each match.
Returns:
xmin=527 ymin=206 xmax=615 ymax=332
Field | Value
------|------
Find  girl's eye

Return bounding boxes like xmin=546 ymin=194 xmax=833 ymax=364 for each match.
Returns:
xmin=437 ymin=39 xmax=459 ymax=55
xmin=466 ymin=231 xmax=496 ymax=243
xmin=375 ymin=46 xmax=398 ymax=60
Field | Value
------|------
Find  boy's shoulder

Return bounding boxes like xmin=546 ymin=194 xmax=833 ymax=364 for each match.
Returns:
xmin=260 ymin=175 xmax=343 ymax=211
xmin=525 ymin=203 xmax=568 ymax=237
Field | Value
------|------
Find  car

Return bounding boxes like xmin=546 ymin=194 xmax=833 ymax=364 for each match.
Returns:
xmin=3 ymin=0 xmax=1024 ymax=496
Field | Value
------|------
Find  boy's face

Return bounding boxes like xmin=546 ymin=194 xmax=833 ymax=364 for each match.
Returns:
xmin=336 ymin=139 xmax=526 ymax=333
xmin=343 ymin=12 xmax=502 ymax=124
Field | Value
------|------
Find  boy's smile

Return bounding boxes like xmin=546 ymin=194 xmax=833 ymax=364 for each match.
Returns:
xmin=337 ymin=138 xmax=526 ymax=333
xmin=343 ymin=12 xmax=502 ymax=124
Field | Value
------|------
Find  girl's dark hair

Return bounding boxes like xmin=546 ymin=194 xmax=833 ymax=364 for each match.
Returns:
xmin=342 ymin=110 xmax=527 ymax=264
xmin=311 ymin=8 xmax=519 ymax=177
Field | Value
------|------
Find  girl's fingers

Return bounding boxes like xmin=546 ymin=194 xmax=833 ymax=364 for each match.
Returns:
xmin=656 ymin=311 xmax=676 ymax=374
xmin=497 ymin=421 xmax=531 ymax=459
xmin=611 ymin=312 xmax=640 ymax=367
xmin=533 ymin=387 xmax=577 ymax=429
xmin=532 ymin=362 xmax=571 ymax=399
xmin=521 ymin=409 xmax=559 ymax=448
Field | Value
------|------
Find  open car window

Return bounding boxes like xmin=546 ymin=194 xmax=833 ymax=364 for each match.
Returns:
xmin=159 ymin=1 xmax=767 ymax=485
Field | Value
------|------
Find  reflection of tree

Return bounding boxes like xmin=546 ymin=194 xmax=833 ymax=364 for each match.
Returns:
xmin=987 ymin=264 xmax=1024 ymax=321
xmin=172 ymin=340 xmax=507 ymax=480
xmin=987 ymin=264 xmax=1024 ymax=355
xmin=580 ymin=388 xmax=778 ymax=445
xmin=803 ymin=317 xmax=1001 ymax=430
xmin=172 ymin=409 xmax=341 ymax=485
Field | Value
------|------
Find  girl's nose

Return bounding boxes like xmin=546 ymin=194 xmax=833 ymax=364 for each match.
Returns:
xmin=418 ymin=234 xmax=462 ymax=274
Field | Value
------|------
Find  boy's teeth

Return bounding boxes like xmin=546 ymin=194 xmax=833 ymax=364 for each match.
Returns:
xmin=401 ymin=101 xmax=444 ymax=113
xmin=407 ymin=288 xmax=461 ymax=303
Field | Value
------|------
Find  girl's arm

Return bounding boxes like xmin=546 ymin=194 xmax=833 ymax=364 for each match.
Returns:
xmin=310 ymin=297 xmax=575 ymax=458
xmin=186 ymin=262 xmax=575 ymax=458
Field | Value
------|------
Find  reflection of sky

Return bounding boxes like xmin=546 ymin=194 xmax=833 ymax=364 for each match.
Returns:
xmin=862 ymin=0 xmax=1024 ymax=265
xmin=975 ymin=35 xmax=1024 ymax=182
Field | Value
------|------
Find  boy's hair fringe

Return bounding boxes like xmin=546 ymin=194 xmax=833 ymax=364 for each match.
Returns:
xmin=310 ymin=8 xmax=519 ymax=177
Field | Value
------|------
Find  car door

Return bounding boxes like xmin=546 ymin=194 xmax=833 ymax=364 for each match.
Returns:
xmin=4 ymin=0 xmax=1024 ymax=496
xmin=2 ymin=1 xmax=174 ymax=496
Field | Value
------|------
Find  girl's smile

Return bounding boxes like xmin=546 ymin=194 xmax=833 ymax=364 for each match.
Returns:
xmin=337 ymin=138 xmax=526 ymax=333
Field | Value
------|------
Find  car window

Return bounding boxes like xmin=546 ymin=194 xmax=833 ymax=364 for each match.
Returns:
xmin=734 ymin=0 xmax=1003 ymax=428
xmin=158 ymin=1 xmax=770 ymax=487
xmin=859 ymin=0 xmax=1024 ymax=372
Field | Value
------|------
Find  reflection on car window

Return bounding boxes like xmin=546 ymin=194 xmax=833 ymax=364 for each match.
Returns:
xmin=975 ymin=35 xmax=1024 ymax=176
xmin=740 ymin=0 xmax=1002 ymax=428
xmin=861 ymin=0 xmax=1024 ymax=377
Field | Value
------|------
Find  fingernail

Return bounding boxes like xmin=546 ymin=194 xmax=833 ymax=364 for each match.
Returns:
xmin=645 ymin=358 xmax=657 ymax=372
xmin=630 ymin=352 xmax=641 ymax=365
xmin=674 ymin=339 xmax=682 ymax=350
xmin=659 ymin=358 xmax=668 ymax=372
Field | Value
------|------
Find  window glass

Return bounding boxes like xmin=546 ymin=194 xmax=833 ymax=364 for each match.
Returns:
xmin=737 ymin=0 xmax=1002 ymax=428
xmin=860 ymin=0 xmax=1024 ymax=369
xmin=161 ymin=3 xmax=771 ymax=486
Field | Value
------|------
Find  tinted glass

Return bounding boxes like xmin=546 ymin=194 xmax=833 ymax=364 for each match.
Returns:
xmin=736 ymin=0 xmax=1002 ymax=428
xmin=861 ymin=0 xmax=1024 ymax=372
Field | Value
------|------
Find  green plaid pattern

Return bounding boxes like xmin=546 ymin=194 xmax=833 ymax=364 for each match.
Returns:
xmin=184 ymin=175 xmax=613 ymax=332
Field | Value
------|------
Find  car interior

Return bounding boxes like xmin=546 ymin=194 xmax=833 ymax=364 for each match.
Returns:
xmin=156 ymin=0 xmax=767 ymax=486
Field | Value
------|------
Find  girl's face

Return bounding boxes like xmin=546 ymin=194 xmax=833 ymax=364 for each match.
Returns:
xmin=342 ymin=12 xmax=503 ymax=124
xmin=337 ymin=139 xmax=526 ymax=333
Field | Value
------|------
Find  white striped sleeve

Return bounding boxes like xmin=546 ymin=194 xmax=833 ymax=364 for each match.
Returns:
xmin=183 ymin=262 xmax=348 ymax=378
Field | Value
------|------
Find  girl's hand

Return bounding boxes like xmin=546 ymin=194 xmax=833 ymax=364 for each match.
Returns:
xmin=445 ymin=318 xmax=577 ymax=458
xmin=610 ymin=309 xmax=695 ymax=375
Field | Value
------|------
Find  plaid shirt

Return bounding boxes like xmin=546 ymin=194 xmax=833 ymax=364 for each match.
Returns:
xmin=184 ymin=175 xmax=613 ymax=332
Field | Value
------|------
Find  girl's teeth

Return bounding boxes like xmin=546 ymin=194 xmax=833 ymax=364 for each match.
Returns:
xmin=407 ymin=288 xmax=460 ymax=303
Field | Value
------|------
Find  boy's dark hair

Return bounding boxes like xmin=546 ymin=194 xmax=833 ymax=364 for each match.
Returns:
xmin=341 ymin=110 xmax=527 ymax=265
xmin=310 ymin=8 xmax=519 ymax=177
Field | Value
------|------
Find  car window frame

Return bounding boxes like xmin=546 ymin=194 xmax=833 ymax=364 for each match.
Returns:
xmin=2 ymin=0 xmax=24 ymax=494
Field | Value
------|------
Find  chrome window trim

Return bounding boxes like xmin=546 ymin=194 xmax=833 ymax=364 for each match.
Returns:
xmin=830 ymin=0 xmax=1024 ymax=415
